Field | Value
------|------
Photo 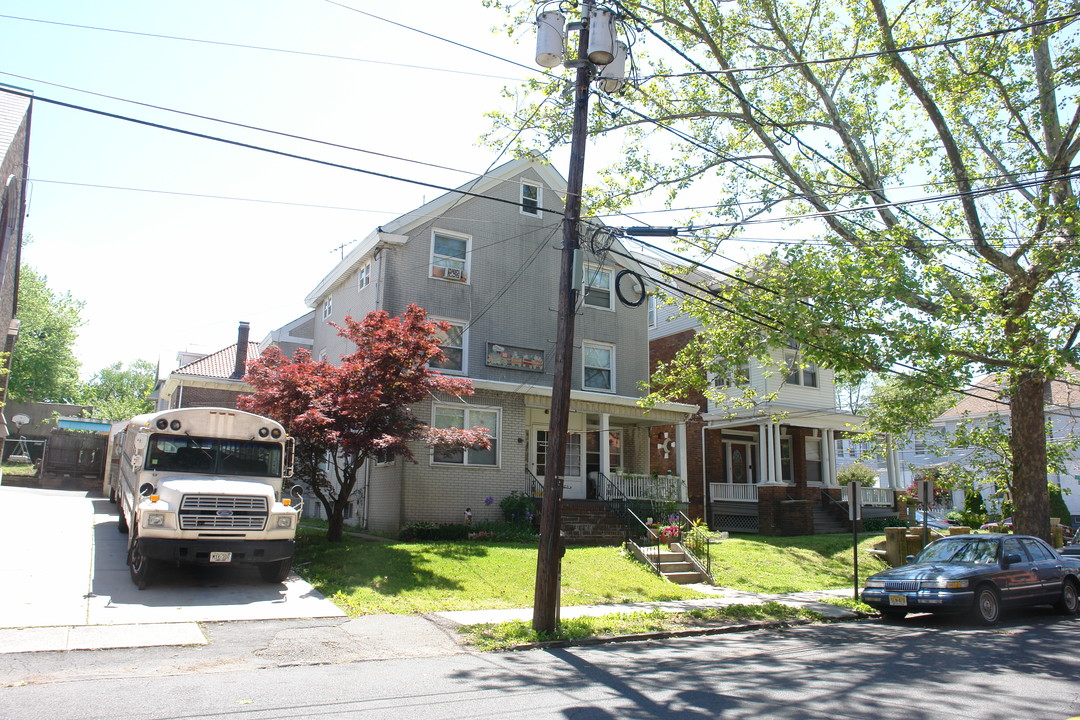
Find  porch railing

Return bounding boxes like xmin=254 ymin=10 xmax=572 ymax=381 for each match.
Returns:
xmin=840 ymin=485 xmax=894 ymax=507
xmin=709 ymin=482 xmax=759 ymax=503
xmin=604 ymin=472 xmax=686 ymax=503
xmin=525 ymin=468 xmax=544 ymax=497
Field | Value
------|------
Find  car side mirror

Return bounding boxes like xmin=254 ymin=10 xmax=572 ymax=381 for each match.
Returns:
xmin=904 ymin=554 xmax=915 ymax=564
xmin=1002 ymin=552 xmax=1022 ymax=567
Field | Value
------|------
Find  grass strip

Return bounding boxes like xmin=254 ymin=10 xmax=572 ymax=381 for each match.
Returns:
xmin=463 ymin=601 xmax=822 ymax=650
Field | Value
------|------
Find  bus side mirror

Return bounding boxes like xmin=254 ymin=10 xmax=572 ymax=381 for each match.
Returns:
xmin=283 ymin=437 xmax=295 ymax=478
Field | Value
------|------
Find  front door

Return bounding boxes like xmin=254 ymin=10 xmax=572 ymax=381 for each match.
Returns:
xmin=533 ymin=431 xmax=587 ymax=500
xmin=728 ymin=442 xmax=754 ymax=484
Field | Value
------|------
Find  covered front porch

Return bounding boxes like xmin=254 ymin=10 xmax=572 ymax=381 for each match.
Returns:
xmin=703 ymin=408 xmax=896 ymax=534
xmin=523 ymin=390 xmax=695 ymax=503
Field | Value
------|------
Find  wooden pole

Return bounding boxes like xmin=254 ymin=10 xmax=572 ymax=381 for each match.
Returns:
xmin=533 ymin=3 xmax=593 ymax=635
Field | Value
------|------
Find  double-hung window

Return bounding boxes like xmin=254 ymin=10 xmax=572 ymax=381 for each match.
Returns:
xmin=647 ymin=295 xmax=657 ymax=328
xmin=430 ymin=230 xmax=470 ymax=282
xmin=429 ymin=319 xmax=467 ymax=374
xmin=520 ymin=181 xmax=541 ymax=216
xmin=583 ymin=265 xmax=613 ymax=310
xmin=358 ymin=262 xmax=370 ymax=290
xmin=432 ymin=405 xmax=499 ymax=467
xmin=713 ymin=361 xmax=750 ymax=388
xmin=784 ymin=340 xmax=817 ymax=387
xmin=583 ymin=341 xmax=614 ymax=392
xmin=322 ymin=295 xmax=333 ymax=320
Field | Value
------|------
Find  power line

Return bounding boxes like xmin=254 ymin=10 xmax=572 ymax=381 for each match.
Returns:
xmin=0 ymin=13 xmax=526 ymax=81
xmin=637 ymin=10 xmax=1080 ymax=78
xmin=0 ymin=86 xmax=571 ymax=219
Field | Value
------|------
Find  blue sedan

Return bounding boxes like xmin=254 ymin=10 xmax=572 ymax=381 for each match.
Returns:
xmin=861 ymin=534 xmax=1080 ymax=624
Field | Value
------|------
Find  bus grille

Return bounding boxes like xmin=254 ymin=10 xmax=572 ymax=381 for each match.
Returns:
xmin=179 ymin=495 xmax=268 ymax=531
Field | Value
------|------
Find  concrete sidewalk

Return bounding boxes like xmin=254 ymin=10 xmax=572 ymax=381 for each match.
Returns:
xmin=433 ymin=586 xmax=860 ymax=626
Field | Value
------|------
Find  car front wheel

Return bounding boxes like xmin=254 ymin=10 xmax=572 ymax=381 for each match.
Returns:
xmin=128 ymin=535 xmax=156 ymax=590
xmin=1054 ymin=578 xmax=1079 ymax=615
xmin=969 ymin=584 xmax=1000 ymax=625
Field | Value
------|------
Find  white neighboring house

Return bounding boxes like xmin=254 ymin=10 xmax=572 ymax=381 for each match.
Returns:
xmin=850 ymin=373 xmax=1080 ymax=524
xmin=641 ymin=256 xmax=889 ymax=535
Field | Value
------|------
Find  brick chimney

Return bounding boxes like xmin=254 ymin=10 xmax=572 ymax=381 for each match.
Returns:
xmin=232 ymin=321 xmax=250 ymax=379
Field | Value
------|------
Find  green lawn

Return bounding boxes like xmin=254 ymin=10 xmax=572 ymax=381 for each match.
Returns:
xmin=709 ymin=534 xmax=889 ymax=592
xmin=294 ymin=529 xmax=889 ymax=616
xmin=295 ymin=531 xmax=705 ymax=616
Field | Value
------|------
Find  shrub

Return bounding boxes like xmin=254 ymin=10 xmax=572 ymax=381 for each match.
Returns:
xmin=837 ymin=463 xmax=879 ymax=487
xmin=862 ymin=516 xmax=906 ymax=532
xmin=399 ymin=522 xmax=469 ymax=541
xmin=1049 ymin=482 xmax=1072 ymax=524
xmin=499 ymin=491 xmax=538 ymax=526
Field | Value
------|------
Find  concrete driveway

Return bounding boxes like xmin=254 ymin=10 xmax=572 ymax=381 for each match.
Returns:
xmin=0 ymin=484 xmax=343 ymax=653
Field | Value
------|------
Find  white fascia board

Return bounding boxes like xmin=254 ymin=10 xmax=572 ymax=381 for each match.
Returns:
xmin=304 ymin=231 xmax=408 ymax=307
xmin=702 ymin=407 xmax=865 ymax=432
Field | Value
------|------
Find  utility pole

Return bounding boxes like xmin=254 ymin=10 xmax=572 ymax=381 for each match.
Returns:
xmin=530 ymin=2 xmax=627 ymax=635
xmin=532 ymin=4 xmax=593 ymax=635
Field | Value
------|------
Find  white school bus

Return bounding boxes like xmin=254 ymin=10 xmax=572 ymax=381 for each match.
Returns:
xmin=105 ymin=407 xmax=300 ymax=589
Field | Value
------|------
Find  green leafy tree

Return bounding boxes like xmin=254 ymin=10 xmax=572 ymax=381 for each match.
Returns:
xmin=80 ymin=360 xmax=157 ymax=420
xmin=487 ymin=0 xmax=1080 ymax=540
xmin=10 ymin=266 xmax=83 ymax=402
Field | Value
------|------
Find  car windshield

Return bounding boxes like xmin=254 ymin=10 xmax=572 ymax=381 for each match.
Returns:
xmin=916 ymin=538 xmax=999 ymax=564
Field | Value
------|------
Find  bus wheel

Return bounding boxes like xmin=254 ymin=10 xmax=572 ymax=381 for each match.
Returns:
xmin=128 ymin=535 xmax=155 ymax=590
xmin=117 ymin=506 xmax=129 ymax=534
xmin=259 ymin=557 xmax=293 ymax=583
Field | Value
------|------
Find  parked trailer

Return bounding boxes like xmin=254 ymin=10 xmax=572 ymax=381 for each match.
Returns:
xmin=106 ymin=407 xmax=300 ymax=589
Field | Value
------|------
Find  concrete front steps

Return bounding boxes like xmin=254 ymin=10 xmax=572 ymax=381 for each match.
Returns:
xmin=642 ymin=544 xmax=707 ymax=584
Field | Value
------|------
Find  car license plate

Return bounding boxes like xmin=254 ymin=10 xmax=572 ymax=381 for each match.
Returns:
xmin=888 ymin=594 xmax=908 ymax=607
xmin=210 ymin=552 xmax=233 ymax=563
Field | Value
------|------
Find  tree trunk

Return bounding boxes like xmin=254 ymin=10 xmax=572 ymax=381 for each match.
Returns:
xmin=1009 ymin=371 xmax=1050 ymax=540
xmin=327 ymin=500 xmax=346 ymax=543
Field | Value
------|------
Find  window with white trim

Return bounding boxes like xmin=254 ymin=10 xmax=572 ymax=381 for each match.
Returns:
xmin=806 ymin=437 xmax=822 ymax=483
xmin=583 ymin=341 xmax=614 ymax=392
xmin=430 ymin=230 xmax=470 ymax=282
xmin=647 ymin=295 xmax=657 ymax=328
xmin=358 ymin=262 xmax=371 ymax=290
xmin=784 ymin=340 xmax=818 ymax=387
xmin=322 ymin=295 xmax=333 ymax=320
xmin=583 ymin=265 xmax=613 ymax=310
xmin=432 ymin=405 xmax=499 ymax=466
xmin=520 ymin=181 xmax=541 ymax=216
xmin=712 ymin=361 xmax=750 ymax=388
xmin=429 ymin=319 xmax=467 ymax=374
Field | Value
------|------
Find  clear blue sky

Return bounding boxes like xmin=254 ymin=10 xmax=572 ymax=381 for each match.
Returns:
xmin=1 ymin=0 xmax=576 ymax=376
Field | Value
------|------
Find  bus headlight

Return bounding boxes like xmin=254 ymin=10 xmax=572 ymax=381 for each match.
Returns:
xmin=146 ymin=513 xmax=166 ymax=527
xmin=275 ymin=516 xmax=294 ymax=529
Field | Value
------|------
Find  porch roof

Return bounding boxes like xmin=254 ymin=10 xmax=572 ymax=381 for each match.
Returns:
xmin=702 ymin=403 xmax=864 ymax=433
xmin=471 ymin=378 xmax=697 ymax=425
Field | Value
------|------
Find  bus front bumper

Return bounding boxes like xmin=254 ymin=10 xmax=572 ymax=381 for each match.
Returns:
xmin=139 ymin=538 xmax=295 ymax=566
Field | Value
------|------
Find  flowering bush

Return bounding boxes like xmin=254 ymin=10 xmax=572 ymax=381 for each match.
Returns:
xmin=660 ymin=524 xmax=681 ymax=540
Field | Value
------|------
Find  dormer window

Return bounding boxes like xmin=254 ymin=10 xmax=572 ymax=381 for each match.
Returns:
xmin=520 ymin=181 xmax=541 ymax=216
xmin=431 ymin=230 xmax=470 ymax=282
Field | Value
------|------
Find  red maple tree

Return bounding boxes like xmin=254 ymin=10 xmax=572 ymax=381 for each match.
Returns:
xmin=240 ymin=304 xmax=490 ymax=541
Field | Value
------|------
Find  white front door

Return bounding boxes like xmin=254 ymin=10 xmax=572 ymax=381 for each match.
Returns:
xmin=533 ymin=431 xmax=587 ymax=500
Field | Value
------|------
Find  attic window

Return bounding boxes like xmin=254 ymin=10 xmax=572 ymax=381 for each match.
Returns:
xmin=520 ymin=182 xmax=541 ymax=216
xmin=322 ymin=296 xmax=332 ymax=320
xmin=358 ymin=262 xmax=370 ymax=290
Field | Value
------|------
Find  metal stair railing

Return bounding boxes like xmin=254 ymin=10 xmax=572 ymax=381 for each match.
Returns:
xmin=525 ymin=468 xmax=544 ymax=498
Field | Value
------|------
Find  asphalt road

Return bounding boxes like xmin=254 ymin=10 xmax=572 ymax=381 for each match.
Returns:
xmin=2 ymin=613 xmax=1078 ymax=719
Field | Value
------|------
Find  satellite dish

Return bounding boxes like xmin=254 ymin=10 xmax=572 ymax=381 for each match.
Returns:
xmin=11 ymin=414 xmax=29 ymax=427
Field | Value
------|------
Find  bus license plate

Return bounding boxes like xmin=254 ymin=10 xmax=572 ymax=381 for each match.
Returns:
xmin=210 ymin=552 xmax=233 ymax=563
xmin=888 ymin=594 xmax=908 ymax=606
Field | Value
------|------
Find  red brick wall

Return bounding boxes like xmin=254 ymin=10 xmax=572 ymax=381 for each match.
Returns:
xmin=649 ymin=330 xmax=706 ymax=519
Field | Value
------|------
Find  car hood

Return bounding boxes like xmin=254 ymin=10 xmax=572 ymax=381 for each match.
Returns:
xmin=868 ymin=562 xmax=987 ymax=582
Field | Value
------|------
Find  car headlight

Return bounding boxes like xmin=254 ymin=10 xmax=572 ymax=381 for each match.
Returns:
xmin=921 ymin=579 xmax=968 ymax=589
xmin=275 ymin=516 xmax=293 ymax=529
xmin=863 ymin=579 xmax=886 ymax=588
xmin=146 ymin=513 xmax=166 ymax=527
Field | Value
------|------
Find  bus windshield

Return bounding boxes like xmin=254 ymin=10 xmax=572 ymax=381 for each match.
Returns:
xmin=145 ymin=434 xmax=282 ymax=477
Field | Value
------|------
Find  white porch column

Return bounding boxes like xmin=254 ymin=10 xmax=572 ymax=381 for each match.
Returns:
xmin=825 ymin=429 xmax=837 ymax=486
xmin=675 ymin=421 xmax=688 ymax=502
xmin=758 ymin=423 xmax=769 ymax=484
xmin=600 ymin=413 xmax=611 ymax=480
xmin=821 ymin=429 xmax=832 ymax=486
xmin=772 ymin=422 xmax=785 ymax=484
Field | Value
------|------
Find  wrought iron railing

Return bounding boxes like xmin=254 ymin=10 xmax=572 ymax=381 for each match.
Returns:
xmin=525 ymin=468 xmax=544 ymax=497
